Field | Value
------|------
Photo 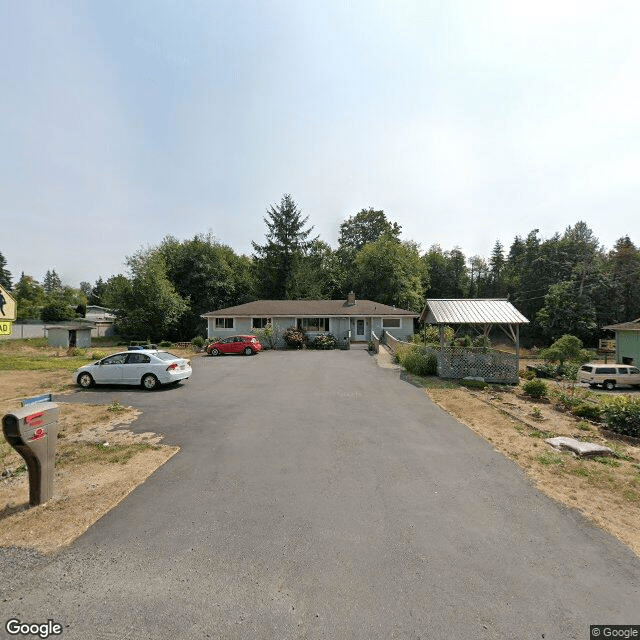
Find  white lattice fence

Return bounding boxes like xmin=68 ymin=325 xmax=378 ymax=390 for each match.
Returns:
xmin=437 ymin=348 xmax=519 ymax=384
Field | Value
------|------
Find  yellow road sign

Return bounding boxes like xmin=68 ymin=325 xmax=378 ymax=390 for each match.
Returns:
xmin=0 ymin=285 xmax=17 ymax=321
xmin=0 ymin=321 xmax=12 ymax=336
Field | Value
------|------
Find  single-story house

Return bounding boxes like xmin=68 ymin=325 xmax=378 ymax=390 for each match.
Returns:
xmin=603 ymin=318 xmax=640 ymax=366
xmin=45 ymin=322 xmax=96 ymax=349
xmin=201 ymin=292 xmax=417 ymax=345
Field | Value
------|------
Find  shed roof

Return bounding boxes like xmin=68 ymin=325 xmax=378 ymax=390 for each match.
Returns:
xmin=603 ymin=318 xmax=640 ymax=332
xmin=202 ymin=299 xmax=417 ymax=318
xmin=45 ymin=322 xmax=96 ymax=330
xmin=420 ymin=299 xmax=529 ymax=325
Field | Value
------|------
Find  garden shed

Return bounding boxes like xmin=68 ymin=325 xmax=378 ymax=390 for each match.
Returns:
xmin=602 ymin=318 xmax=640 ymax=366
xmin=419 ymin=299 xmax=529 ymax=383
xmin=45 ymin=322 xmax=95 ymax=349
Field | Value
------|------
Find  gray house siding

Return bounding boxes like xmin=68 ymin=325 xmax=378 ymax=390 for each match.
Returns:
xmin=207 ymin=315 xmax=411 ymax=345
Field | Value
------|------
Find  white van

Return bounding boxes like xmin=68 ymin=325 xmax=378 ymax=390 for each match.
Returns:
xmin=578 ymin=363 xmax=640 ymax=390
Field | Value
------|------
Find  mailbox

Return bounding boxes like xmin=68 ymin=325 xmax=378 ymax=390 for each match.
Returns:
xmin=2 ymin=401 xmax=59 ymax=506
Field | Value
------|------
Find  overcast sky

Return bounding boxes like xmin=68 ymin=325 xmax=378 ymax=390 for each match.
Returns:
xmin=2 ymin=0 xmax=639 ymax=287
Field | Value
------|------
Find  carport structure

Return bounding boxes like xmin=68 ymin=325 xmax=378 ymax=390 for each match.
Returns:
xmin=419 ymin=298 xmax=529 ymax=358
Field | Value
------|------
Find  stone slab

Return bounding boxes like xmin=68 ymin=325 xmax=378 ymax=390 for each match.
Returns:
xmin=545 ymin=436 xmax=613 ymax=458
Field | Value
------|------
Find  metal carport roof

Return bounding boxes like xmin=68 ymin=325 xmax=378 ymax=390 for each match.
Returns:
xmin=420 ymin=299 xmax=529 ymax=325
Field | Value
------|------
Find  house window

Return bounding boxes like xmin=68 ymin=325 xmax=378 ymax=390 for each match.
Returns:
xmin=297 ymin=318 xmax=330 ymax=332
xmin=383 ymin=318 xmax=401 ymax=328
xmin=252 ymin=317 xmax=271 ymax=329
xmin=215 ymin=318 xmax=234 ymax=329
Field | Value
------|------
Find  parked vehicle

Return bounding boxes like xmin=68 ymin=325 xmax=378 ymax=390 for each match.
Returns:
xmin=578 ymin=363 xmax=640 ymax=390
xmin=74 ymin=350 xmax=191 ymax=390
xmin=207 ymin=335 xmax=262 ymax=356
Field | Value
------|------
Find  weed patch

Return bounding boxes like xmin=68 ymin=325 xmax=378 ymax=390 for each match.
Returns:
xmin=537 ymin=451 xmax=565 ymax=466
xmin=56 ymin=442 xmax=159 ymax=468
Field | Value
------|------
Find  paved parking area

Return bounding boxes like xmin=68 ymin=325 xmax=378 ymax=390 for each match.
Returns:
xmin=1 ymin=349 xmax=639 ymax=639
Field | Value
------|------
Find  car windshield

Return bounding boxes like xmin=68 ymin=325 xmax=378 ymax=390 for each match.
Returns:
xmin=153 ymin=351 xmax=181 ymax=361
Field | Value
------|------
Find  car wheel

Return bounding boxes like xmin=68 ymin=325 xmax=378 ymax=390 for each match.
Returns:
xmin=603 ymin=380 xmax=615 ymax=391
xmin=210 ymin=348 xmax=220 ymax=356
xmin=141 ymin=374 xmax=159 ymax=390
xmin=244 ymin=347 xmax=253 ymax=356
xmin=77 ymin=372 xmax=94 ymax=388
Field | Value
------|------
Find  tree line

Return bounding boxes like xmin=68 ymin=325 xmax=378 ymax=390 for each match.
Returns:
xmin=2 ymin=195 xmax=639 ymax=346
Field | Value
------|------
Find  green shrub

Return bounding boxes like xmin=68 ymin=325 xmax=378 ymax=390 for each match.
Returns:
xmin=310 ymin=334 xmax=336 ymax=350
xmin=191 ymin=336 xmax=205 ymax=348
xmin=522 ymin=378 xmax=549 ymax=399
xmin=159 ymin=340 xmax=173 ymax=348
xmin=450 ymin=334 xmax=473 ymax=348
xmin=254 ymin=322 xmax=281 ymax=349
xmin=602 ymin=396 xmax=640 ymax=438
xmin=90 ymin=350 xmax=107 ymax=359
xmin=572 ymin=402 xmax=602 ymax=421
xmin=397 ymin=345 xmax=437 ymax=377
xmin=519 ymin=369 xmax=536 ymax=380
xmin=283 ymin=326 xmax=306 ymax=349
xmin=472 ymin=335 xmax=491 ymax=351
xmin=552 ymin=389 xmax=581 ymax=411
xmin=413 ymin=325 xmax=454 ymax=345
xmin=67 ymin=347 xmax=84 ymax=357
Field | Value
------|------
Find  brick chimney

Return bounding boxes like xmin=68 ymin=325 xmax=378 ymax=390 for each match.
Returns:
xmin=347 ymin=291 xmax=356 ymax=306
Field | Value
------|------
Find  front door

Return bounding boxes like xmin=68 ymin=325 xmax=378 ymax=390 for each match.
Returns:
xmin=352 ymin=318 xmax=366 ymax=341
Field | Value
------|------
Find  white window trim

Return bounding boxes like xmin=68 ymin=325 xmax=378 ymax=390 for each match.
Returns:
xmin=296 ymin=317 xmax=330 ymax=332
xmin=215 ymin=317 xmax=234 ymax=329
xmin=251 ymin=317 xmax=272 ymax=329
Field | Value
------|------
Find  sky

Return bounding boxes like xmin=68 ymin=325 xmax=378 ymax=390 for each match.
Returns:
xmin=1 ymin=0 xmax=639 ymax=288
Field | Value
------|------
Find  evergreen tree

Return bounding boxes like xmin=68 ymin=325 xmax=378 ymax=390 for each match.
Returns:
xmin=43 ymin=269 xmax=63 ymax=294
xmin=89 ymin=277 xmax=108 ymax=306
xmin=287 ymin=240 xmax=346 ymax=300
xmin=609 ymin=236 xmax=640 ymax=321
xmin=488 ymin=240 xmax=506 ymax=296
xmin=0 ymin=251 xmax=12 ymax=290
xmin=251 ymin=194 xmax=317 ymax=299
xmin=468 ymin=255 xmax=489 ymax=298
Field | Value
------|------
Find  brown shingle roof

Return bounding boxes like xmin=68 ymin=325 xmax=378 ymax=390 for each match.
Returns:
xmin=603 ymin=318 xmax=640 ymax=331
xmin=201 ymin=299 xmax=417 ymax=318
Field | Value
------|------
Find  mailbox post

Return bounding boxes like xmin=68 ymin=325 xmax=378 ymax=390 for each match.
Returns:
xmin=2 ymin=397 xmax=59 ymax=506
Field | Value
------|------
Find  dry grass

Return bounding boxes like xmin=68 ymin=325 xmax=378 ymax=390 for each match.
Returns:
xmin=0 ymin=344 xmax=181 ymax=553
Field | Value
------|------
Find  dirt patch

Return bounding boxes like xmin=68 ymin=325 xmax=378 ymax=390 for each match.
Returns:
xmin=0 ymin=400 xmax=178 ymax=554
xmin=427 ymin=386 xmax=640 ymax=557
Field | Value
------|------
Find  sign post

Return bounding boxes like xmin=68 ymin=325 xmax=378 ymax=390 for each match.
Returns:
xmin=0 ymin=285 xmax=16 ymax=336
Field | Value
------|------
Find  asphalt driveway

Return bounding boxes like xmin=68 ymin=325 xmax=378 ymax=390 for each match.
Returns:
xmin=1 ymin=349 xmax=639 ymax=639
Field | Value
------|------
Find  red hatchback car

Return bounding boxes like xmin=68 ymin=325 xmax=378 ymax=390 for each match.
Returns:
xmin=207 ymin=335 xmax=262 ymax=356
